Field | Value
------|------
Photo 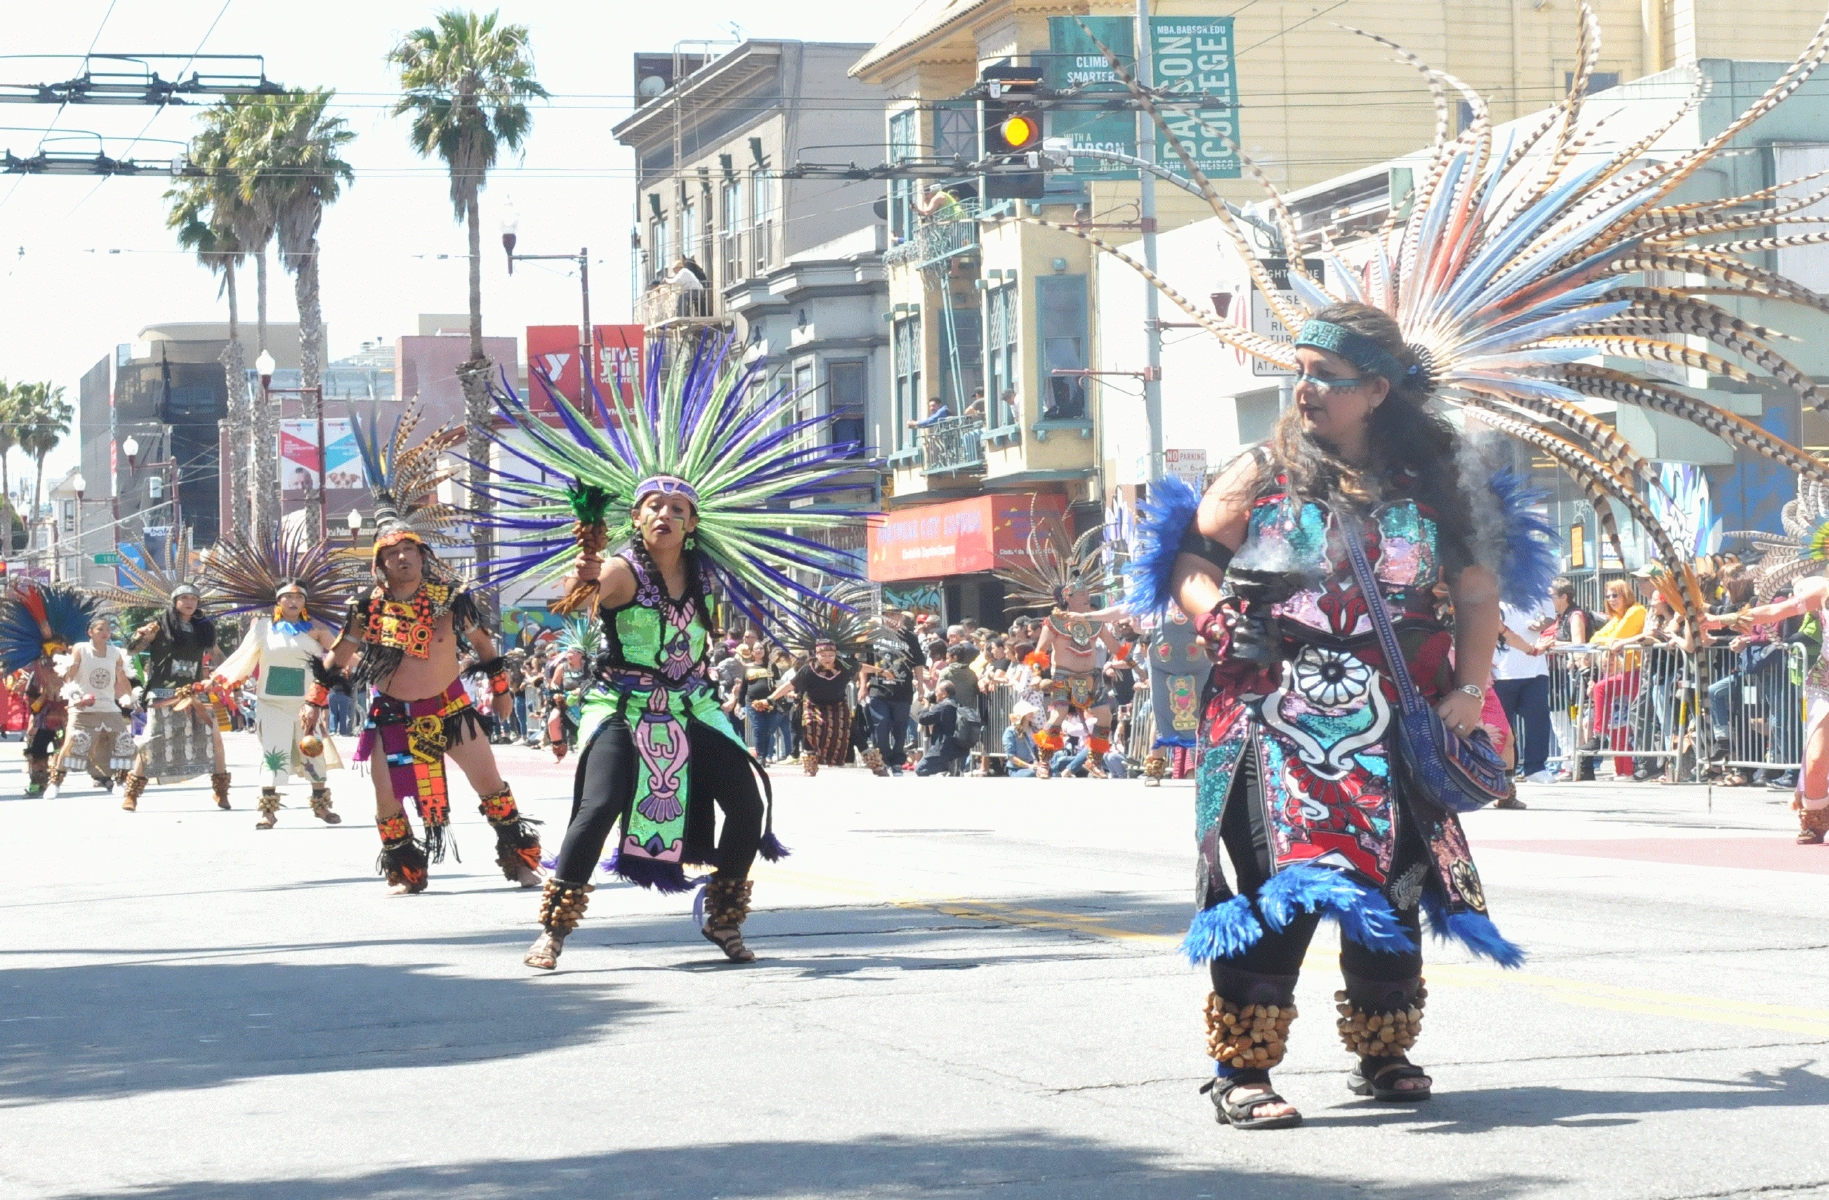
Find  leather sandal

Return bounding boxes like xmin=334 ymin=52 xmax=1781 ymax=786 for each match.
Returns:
xmin=524 ymin=931 xmax=564 ymax=971
xmin=1201 ymin=1069 xmax=1303 ymax=1130
xmin=1348 ymin=1056 xmax=1433 ymax=1102
xmin=702 ymin=924 xmax=756 ymax=963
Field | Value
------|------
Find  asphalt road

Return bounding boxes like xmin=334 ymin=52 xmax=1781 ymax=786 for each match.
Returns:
xmin=2 ymin=730 xmax=1827 ymax=1199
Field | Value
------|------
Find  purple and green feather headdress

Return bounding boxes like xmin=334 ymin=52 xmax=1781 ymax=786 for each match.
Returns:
xmin=470 ymin=333 xmax=868 ymax=641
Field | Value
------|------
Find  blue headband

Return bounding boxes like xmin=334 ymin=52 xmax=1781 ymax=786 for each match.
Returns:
xmin=1294 ymin=320 xmax=1418 ymax=384
xmin=633 ymin=475 xmax=699 ymax=508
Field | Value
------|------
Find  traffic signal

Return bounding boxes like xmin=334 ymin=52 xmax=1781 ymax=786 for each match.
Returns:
xmin=981 ymin=63 xmax=1046 ymax=200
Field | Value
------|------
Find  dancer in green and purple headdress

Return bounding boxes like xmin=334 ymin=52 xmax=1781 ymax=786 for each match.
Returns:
xmin=471 ymin=333 xmax=865 ymax=971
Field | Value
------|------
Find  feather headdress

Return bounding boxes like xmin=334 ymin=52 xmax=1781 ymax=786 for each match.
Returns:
xmin=0 ymin=584 xmax=99 ymax=673
xmin=84 ymin=549 xmax=206 ymax=614
xmin=994 ymin=503 xmax=1110 ymax=611
xmin=1724 ymin=477 xmax=1829 ymax=600
xmin=469 ymin=333 xmax=868 ymax=642
xmin=786 ymin=580 xmax=877 ymax=666
xmin=349 ymin=402 xmax=464 ymax=564
xmin=1062 ymin=3 xmax=1829 ymax=629
xmin=553 ymin=615 xmax=602 ymax=660
xmin=202 ymin=528 xmax=351 ymax=618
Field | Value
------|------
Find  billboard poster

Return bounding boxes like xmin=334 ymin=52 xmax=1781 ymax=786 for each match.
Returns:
xmin=279 ymin=419 xmax=364 ymax=496
xmin=1151 ymin=16 xmax=1240 ymax=179
xmin=1045 ymin=16 xmax=1138 ymax=179
xmin=526 ymin=324 xmax=644 ymax=413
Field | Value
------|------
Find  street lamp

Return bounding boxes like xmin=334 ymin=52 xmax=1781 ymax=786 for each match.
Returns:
xmin=254 ymin=348 xmax=327 ymax=543
xmin=121 ymin=434 xmax=181 ymax=567
xmin=502 ymin=205 xmax=591 ymax=401
xmin=500 ymin=198 xmax=519 ymax=275
xmin=71 ymin=473 xmax=85 ymax=585
xmin=346 ymin=508 xmax=363 ymax=548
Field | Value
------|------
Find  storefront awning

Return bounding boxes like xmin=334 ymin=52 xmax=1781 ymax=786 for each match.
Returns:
xmin=866 ymin=492 xmax=1068 ymax=582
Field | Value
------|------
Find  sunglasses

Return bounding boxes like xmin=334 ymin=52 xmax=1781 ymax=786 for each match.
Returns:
xmin=1292 ymin=371 xmax=1372 ymax=395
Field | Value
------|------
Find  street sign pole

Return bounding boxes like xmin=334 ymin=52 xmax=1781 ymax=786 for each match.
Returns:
xmin=1136 ymin=0 xmax=1164 ymax=482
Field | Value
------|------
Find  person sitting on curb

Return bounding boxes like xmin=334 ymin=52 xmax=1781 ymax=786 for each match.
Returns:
xmin=1003 ymin=701 xmax=1047 ymax=778
xmin=915 ymin=681 xmax=971 ymax=776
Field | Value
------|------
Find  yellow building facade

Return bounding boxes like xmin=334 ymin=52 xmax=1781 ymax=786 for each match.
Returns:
xmin=851 ymin=0 xmax=1827 ymax=620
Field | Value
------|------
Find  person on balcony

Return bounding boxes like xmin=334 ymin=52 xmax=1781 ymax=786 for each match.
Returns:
xmin=963 ymin=388 xmax=986 ymax=422
xmin=667 ymin=257 xmax=705 ymax=318
xmin=912 ymin=182 xmax=962 ymax=222
xmin=907 ymin=396 xmax=949 ymax=431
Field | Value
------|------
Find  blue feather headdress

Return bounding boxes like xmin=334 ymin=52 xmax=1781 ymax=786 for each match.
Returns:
xmin=0 ymin=584 xmax=100 ymax=673
xmin=469 ymin=333 xmax=869 ymax=642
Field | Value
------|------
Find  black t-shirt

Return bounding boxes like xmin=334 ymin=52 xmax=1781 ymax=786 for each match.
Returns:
xmin=146 ymin=616 xmax=216 ymax=689
xmin=865 ymin=625 xmax=920 ymax=703
xmin=1106 ymin=660 xmax=1136 ymax=706
xmin=793 ymin=665 xmax=850 ymax=706
xmin=743 ymin=663 xmax=779 ymax=704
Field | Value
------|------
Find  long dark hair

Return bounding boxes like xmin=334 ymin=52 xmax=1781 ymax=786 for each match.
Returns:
xmin=1268 ymin=302 xmax=1471 ymax=564
xmin=160 ymin=602 xmax=216 ymax=651
xmin=626 ymin=524 xmax=720 ymax=642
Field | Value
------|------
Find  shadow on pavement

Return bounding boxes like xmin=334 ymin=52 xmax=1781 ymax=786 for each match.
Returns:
xmin=0 ymin=957 xmax=644 ymax=1107
xmin=49 ymin=1135 xmax=1554 ymax=1200
xmin=1304 ymin=1062 xmax=1829 ymax=1133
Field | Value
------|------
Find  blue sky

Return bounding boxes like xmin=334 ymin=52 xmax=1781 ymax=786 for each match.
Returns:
xmin=0 ymin=0 xmax=896 ymax=489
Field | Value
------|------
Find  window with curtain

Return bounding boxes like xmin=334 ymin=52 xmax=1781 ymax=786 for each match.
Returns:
xmin=893 ymin=314 xmax=922 ymax=450
xmin=751 ymin=171 xmax=774 ymax=272
xmin=986 ymin=284 xmax=1020 ymax=425
xmin=888 ymin=110 xmax=917 ymax=242
xmin=1037 ymin=275 xmax=1088 ymax=420
xmin=680 ymin=200 xmax=698 ymax=268
xmin=828 ymin=359 xmax=866 ymax=452
xmin=649 ymin=215 xmax=669 ymax=281
xmin=720 ymin=177 xmax=743 ymax=286
xmin=792 ymin=361 xmax=818 ymax=445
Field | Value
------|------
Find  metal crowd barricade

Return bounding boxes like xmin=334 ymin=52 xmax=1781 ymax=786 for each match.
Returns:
xmin=1547 ymin=642 xmax=1696 ymax=781
xmin=979 ymin=684 xmax=1014 ymax=764
xmin=1127 ymin=692 xmax=1157 ymax=764
xmin=1699 ymin=643 xmax=1805 ymax=775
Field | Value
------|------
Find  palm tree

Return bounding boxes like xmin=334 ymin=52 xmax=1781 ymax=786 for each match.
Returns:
xmin=235 ymin=87 xmax=355 ymax=538
xmin=197 ymin=97 xmax=282 ymax=541
xmin=14 ymin=382 xmax=72 ymax=564
xmin=166 ymin=123 xmax=252 ymax=539
xmin=0 ymin=379 xmax=19 ymax=556
xmin=390 ymin=9 xmax=547 ymax=579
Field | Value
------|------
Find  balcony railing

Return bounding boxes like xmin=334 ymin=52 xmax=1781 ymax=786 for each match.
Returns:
xmin=885 ymin=198 xmax=981 ymax=275
xmin=638 ymin=280 xmax=729 ymax=331
xmin=916 ymin=415 xmax=984 ymax=476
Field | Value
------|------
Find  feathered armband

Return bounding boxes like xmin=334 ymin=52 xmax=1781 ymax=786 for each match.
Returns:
xmin=1125 ymin=475 xmax=1204 ymax=617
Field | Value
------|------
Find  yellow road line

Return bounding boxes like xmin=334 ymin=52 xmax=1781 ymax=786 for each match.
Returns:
xmin=763 ymin=864 xmax=1829 ymax=1038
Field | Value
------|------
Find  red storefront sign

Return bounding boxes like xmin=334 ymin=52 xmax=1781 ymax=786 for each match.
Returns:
xmin=867 ymin=493 xmax=1069 ymax=582
xmin=526 ymin=324 xmax=644 ymax=411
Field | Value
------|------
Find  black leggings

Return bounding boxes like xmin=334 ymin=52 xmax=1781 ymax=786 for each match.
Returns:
xmin=1209 ymin=745 xmax=1425 ymax=1013
xmin=553 ymin=718 xmax=764 ymax=884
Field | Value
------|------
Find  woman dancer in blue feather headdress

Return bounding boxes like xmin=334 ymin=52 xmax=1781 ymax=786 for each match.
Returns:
xmin=1131 ymin=306 xmax=1530 ymax=1128
xmin=470 ymin=333 xmax=863 ymax=972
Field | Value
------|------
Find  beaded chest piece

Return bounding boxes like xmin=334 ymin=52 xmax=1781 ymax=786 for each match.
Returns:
xmin=361 ymin=581 xmax=454 ymax=659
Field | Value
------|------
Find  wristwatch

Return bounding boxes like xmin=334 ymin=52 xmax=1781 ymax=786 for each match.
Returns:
xmin=1457 ymin=683 xmax=1484 ymax=700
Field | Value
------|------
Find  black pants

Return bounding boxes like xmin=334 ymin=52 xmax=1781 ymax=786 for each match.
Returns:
xmin=553 ymin=718 xmax=764 ymax=884
xmin=1210 ymin=746 xmax=1425 ymax=1015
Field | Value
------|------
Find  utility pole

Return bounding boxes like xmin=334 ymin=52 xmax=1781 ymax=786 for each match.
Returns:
xmin=1136 ymin=0 xmax=1164 ymax=482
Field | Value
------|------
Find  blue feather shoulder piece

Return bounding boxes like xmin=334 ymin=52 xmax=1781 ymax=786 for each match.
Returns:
xmin=1125 ymin=474 xmax=1202 ymax=617
xmin=1485 ymin=467 xmax=1559 ymax=609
